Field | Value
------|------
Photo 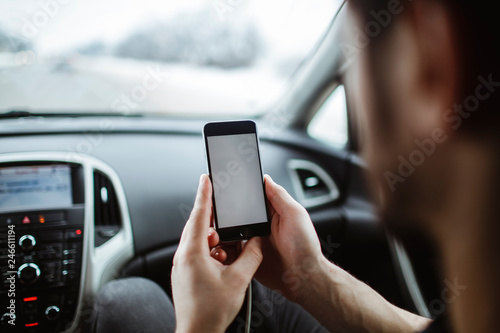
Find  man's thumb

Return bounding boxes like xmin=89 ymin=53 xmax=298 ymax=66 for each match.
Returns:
xmin=265 ymin=175 xmax=302 ymax=216
xmin=229 ymin=237 xmax=263 ymax=280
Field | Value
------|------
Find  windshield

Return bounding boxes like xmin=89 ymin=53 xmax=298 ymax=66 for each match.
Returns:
xmin=0 ymin=0 xmax=342 ymax=116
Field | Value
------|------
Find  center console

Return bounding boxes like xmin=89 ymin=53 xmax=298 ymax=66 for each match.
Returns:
xmin=0 ymin=154 xmax=134 ymax=333
xmin=1 ymin=163 xmax=85 ymax=332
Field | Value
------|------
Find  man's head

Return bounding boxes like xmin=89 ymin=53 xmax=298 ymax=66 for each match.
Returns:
xmin=344 ymin=0 xmax=500 ymax=238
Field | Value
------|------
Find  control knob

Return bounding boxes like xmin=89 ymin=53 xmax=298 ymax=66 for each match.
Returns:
xmin=45 ymin=306 xmax=60 ymax=320
xmin=18 ymin=235 xmax=36 ymax=252
xmin=1 ymin=313 xmax=15 ymax=326
xmin=17 ymin=263 xmax=41 ymax=285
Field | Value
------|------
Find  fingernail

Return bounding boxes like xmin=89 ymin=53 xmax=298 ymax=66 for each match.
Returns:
xmin=199 ymin=174 xmax=205 ymax=185
xmin=208 ymin=230 xmax=213 ymax=237
xmin=214 ymin=251 xmax=220 ymax=257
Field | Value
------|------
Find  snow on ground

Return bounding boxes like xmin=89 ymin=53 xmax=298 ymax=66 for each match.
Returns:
xmin=0 ymin=54 xmax=287 ymax=116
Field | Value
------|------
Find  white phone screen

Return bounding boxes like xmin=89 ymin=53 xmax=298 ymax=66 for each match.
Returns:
xmin=207 ymin=133 xmax=267 ymax=228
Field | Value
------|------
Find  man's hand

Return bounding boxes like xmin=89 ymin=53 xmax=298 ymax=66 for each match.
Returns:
xmin=172 ymin=175 xmax=263 ymax=333
xmin=207 ymin=175 xmax=324 ymax=302
xmin=209 ymin=175 xmax=431 ymax=333
xmin=258 ymin=176 xmax=432 ymax=332
xmin=256 ymin=175 xmax=325 ymax=301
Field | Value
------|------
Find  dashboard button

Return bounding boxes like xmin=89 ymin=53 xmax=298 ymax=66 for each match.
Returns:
xmin=38 ymin=231 xmax=63 ymax=242
xmin=42 ymin=262 xmax=62 ymax=283
xmin=65 ymin=229 xmax=83 ymax=240
xmin=0 ymin=216 xmax=14 ymax=225
xmin=23 ymin=297 xmax=37 ymax=314
xmin=44 ymin=212 xmax=65 ymax=223
xmin=24 ymin=315 xmax=37 ymax=325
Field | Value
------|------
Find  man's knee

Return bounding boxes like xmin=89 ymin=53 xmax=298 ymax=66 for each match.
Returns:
xmin=93 ymin=277 xmax=175 ymax=333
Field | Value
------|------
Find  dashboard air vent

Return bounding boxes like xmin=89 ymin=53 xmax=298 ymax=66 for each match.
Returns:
xmin=93 ymin=170 xmax=121 ymax=246
xmin=287 ymin=159 xmax=340 ymax=208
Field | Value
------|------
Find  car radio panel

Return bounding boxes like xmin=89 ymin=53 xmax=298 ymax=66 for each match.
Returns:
xmin=0 ymin=163 xmax=85 ymax=332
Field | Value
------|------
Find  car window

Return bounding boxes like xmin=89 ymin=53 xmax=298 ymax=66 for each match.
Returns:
xmin=307 ymin=85 xmax=348 ymax=150
xmin=0 ymin=0 xmax=344 ymax=116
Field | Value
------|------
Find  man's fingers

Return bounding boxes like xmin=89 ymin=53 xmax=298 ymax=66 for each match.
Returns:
xmin=210 ymin=246 xmax=228 ymax=264
xmin=264 ymin=175 xmax=301 ymax=216
xmin=208 ymin=227 xmax=219 ymax=248
xmin=228 ymin=237 xmax=263 ymax=282
xmin=179 ymin=175 xmax=212 ymax=249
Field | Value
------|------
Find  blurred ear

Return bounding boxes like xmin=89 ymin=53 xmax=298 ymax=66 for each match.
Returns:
xmin=391 ymin=0 xmax=458 ymax=139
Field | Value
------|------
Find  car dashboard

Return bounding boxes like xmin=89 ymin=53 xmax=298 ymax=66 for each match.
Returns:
xmin=0 ymin=116 xmax=398 ymax=332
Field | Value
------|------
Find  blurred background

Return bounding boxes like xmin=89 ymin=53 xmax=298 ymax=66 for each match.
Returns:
xmin=0 ymin=0 xmax=343 ymax=116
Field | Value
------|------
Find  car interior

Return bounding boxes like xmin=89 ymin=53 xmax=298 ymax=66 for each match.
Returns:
xmin=0 ymin=1 xmax=440 ymax=332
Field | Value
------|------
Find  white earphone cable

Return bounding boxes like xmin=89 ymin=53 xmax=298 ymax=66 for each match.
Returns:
xmin=245 ymin=282 xmax=252 ymax=333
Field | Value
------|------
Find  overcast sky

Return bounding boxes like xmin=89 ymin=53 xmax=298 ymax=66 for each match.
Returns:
xmin=1 ymin=0 xmax=342 ymax=58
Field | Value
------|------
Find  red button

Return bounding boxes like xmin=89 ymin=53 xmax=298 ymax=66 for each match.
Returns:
xmin=22 ymin=216 xmax=31 ymax=224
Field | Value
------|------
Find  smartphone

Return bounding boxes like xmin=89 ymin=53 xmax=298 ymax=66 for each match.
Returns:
xmin=203 ymin=120 xmax=270 ymax=241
